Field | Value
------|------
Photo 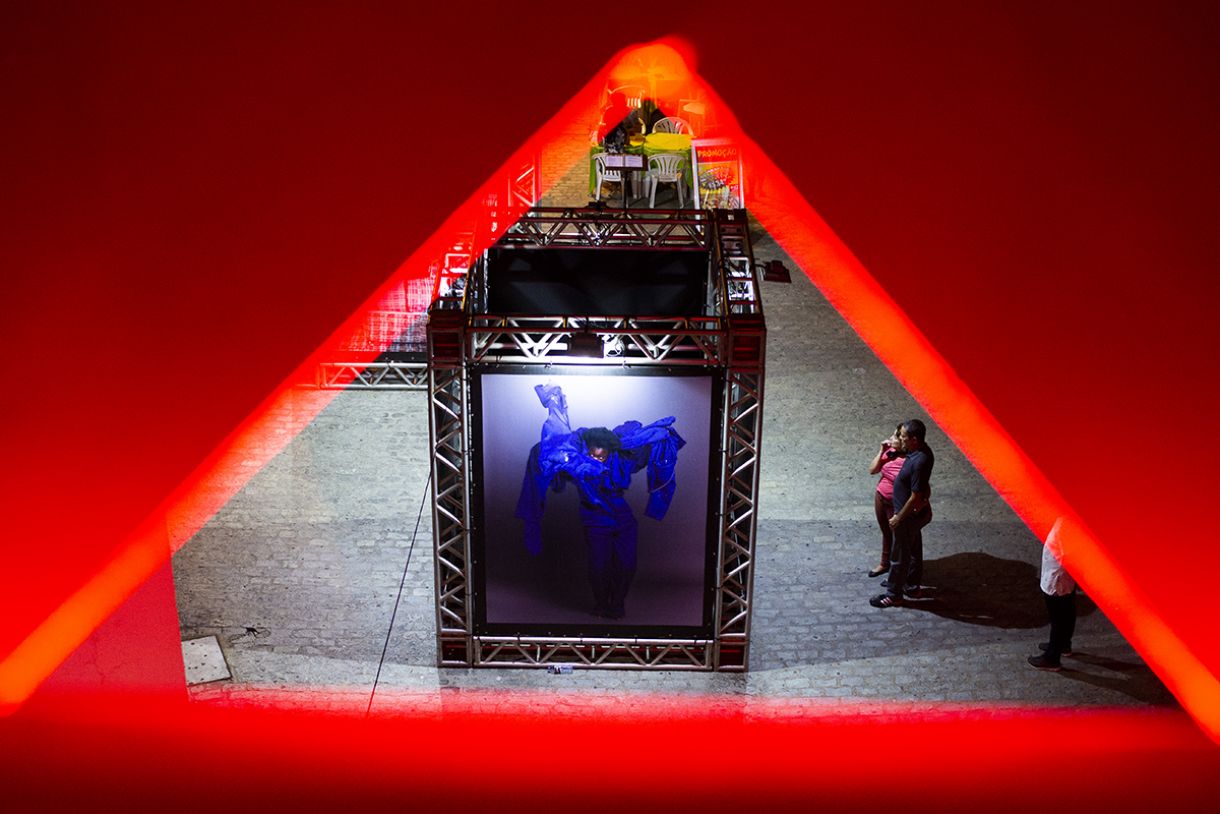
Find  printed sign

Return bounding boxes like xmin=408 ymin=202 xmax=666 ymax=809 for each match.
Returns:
xmin=692 ymin=138 xmax=744 ymax=209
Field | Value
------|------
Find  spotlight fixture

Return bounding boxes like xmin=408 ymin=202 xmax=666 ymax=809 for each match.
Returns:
xmin=568 ymin=330 xmax=604 ymax=358
xmin=762 ymin=260 xmax=792 ymax=283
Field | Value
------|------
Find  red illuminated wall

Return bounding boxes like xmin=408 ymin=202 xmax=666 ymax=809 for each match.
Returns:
xmin=29 ymin=563 xmax=184 ymax=704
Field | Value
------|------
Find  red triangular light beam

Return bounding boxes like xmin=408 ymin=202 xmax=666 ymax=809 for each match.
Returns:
xmin=1 ymin=39 xmax=1216 ymax=744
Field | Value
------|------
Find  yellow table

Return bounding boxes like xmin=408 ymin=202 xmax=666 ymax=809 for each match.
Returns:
xmin=590 ymin=132 xmax=693 ymax=202
xmin=641 ymin=132 xmax=691 ymax=155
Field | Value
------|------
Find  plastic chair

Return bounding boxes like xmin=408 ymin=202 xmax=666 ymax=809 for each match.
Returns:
xmin=652 ymin=116 xmax=692 ymax=135
xmin=608 ymin=84 xmax=646 ymax=109
xmin=646 ymin=153 xmax=686 ymax=208
xmin=593 ymin=153 xmax=630 ymax=203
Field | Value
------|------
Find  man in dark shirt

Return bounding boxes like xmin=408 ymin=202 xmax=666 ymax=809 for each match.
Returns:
xmin=870 ymin=418 xmax=934 ymax=608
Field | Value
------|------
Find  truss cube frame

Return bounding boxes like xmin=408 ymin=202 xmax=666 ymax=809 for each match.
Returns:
xmin=427 ymin=207 xmax=765 ymax=671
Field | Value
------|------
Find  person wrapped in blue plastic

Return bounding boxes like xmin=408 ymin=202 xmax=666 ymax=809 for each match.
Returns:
xmin=515 ymin=382 xmax=685 ymax=619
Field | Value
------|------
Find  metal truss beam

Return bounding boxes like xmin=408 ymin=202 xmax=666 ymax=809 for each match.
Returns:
xmin=427 ymin=206 xmax=765 ymax=672
xmin=466 ymin=315 xmax=724 ymax=366
xmin=474 ymin=637 xmax=712 ymax=669
xmin=497 ymin=207 xmax=710 ymax=250
xmin=427 ymin=309 xmax=473 ymax=665
xmin=713 ymin=368 xmax=764 ymax=670
xmin=713 ymin=209 xmax=762 ymax=316
xmin=317 ymin=361 xmax=428 ymax=390
xmin=506 ymin=155 xmax=540 ymax=211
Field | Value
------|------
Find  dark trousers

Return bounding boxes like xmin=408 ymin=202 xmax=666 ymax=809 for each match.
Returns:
xmin=582 ymin=508 xmax=638 ymax=615
xmin=886 ymin=517 xmax=923 ymax=597
xmin=1043 ymin=590 xmax=1077 ymax=660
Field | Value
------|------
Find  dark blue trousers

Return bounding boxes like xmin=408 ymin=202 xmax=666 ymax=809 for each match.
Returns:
xmin=581 ymin=503 xmax=638 ymax=617
xmin=886 ymin=521 xmax=922 ymax=597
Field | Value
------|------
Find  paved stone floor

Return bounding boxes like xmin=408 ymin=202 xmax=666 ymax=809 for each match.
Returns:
xmin=173 ymin=157 xmax=1175 ymax=716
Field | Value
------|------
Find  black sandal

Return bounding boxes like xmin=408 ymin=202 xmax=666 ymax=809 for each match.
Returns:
xmin=868 ymin=564 xmax=890 ymax=578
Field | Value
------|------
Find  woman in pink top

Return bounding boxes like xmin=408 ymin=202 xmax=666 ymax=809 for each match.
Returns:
xmin=868 ymin=424 xmax=906 ymax=577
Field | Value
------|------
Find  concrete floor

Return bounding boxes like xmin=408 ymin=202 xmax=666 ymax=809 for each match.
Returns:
xmin=173 ymin=153 xmax=1174 ymax=715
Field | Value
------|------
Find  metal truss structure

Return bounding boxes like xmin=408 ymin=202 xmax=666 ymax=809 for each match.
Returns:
xmin=314 ymin=157 xmax=542 ymax=391
xmin=427 ymin=206 xmax=765 ymax=671
xmin=476 ymin=636 xmax=714 ymax=669
xmin=316 ymin=360 xmax=428 ymax=390
xmin=494 ymin=207 xmax=710 ymax=251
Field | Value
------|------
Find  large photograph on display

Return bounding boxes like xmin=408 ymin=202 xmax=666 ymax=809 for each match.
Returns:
xmin=473 ymin=371 xmax=716 ymax=635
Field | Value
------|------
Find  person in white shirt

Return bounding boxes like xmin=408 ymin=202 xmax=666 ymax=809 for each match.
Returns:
xmin=1028 ymin=518 xmax=1076 ymax=671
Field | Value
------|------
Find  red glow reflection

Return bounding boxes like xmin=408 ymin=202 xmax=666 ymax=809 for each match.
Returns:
xmin=1 ymin=39 xmax=1217 ymax=757
xmin=6 ymin=690 xmax=1218 ymax=811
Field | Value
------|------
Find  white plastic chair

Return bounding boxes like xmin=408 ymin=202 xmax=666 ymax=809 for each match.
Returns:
xmin=646 ymin=153 xmax=686 ymax=208
xmin=652 ymin=116 xmax=692 ymax=135
xmin=593 ymin=153 xmax=629 ymax=203
xmin=608 ymin=84 xmax=646 ymax=109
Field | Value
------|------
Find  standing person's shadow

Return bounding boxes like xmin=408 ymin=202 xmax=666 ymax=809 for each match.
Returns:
xmin=902 ymin=551 xmax=1096 ymax=629
xmin=1056 ymin=653 xmax=1175 ymax=704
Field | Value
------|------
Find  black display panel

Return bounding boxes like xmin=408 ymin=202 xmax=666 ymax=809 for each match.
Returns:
xmin=486 ymin=247 xmax=708 ymax=316
xmin=471 ymin=368 xmax=717 ymax=637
